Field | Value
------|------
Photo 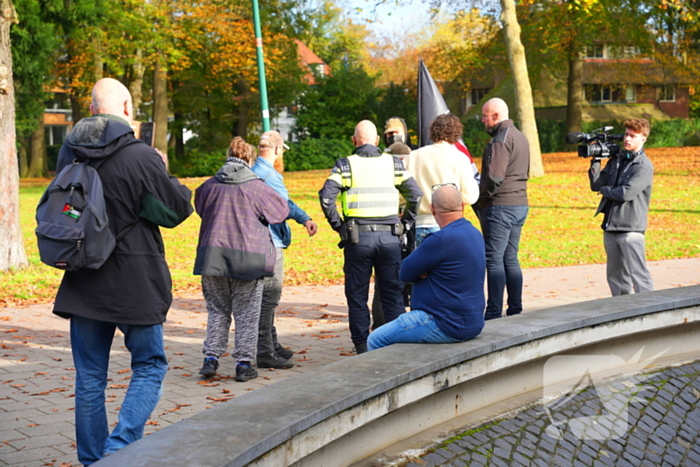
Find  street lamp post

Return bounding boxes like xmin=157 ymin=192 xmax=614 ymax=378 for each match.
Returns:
xmin=251 ymin=0 xmax=270 ymax=132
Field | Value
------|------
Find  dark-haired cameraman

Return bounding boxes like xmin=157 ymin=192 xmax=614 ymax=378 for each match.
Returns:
xmin=589 ymin=118 xmax=654 ymax=296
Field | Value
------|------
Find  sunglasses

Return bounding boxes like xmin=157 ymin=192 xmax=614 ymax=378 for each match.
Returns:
xmin=432 ymin=183 xmax=458 ymax=192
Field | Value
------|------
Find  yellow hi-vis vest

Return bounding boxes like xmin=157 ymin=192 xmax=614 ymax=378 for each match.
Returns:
xmin=337 ymin=153 xmax=401 ymax=218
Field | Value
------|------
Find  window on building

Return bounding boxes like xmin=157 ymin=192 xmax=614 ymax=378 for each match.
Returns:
xmin=658 ymin=85 xmax=675 ymax=102
xmin=45 ymin=92 xmax=71 ymax=111
xmin=585 ymin=45 xmax=605 ymax=59
xmin=472 ymin=88 xmax=491 ymax=105
xmin=45 ymin=126 xmax=68 ymax=146
xmin=585 ymin=84 xmax=613 ymax=102
xmin=310 ymin=63 xmax=325 ymax=77
xmin=625 ymin=86 xmax=635 ymax=102
xmin=461 ymin=87 xmax=491 ymax=114
xmin=623 ymin=46 xmax=639 ymax=58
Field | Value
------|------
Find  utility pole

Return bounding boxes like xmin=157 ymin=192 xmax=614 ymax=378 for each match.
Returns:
xmin=251 ymin=0 xmax=270 ymax=131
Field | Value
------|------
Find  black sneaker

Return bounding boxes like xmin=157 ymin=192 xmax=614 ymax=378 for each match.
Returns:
xmin=355 ymin=343 xmax=368 ymax=355
xmin=257 ymin=353 xmax=293 ymax=369
xmin=199 ymin=357 xmax=219 ymax=378
xmin=275 ymin=346 xmax=294 ymax=360
xmin=235 ymin=363 xmax=258 ymax=382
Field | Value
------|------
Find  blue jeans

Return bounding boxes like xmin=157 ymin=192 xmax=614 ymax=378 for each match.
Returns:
xmin=70 ymin=315 xmax=168 ymax=466
xmin=479 ymin=205 xmax=529 ymax=320
xmin=415 ymin=225 xmax=440 ymax=248
xmin=367 ymin=310 xmax=461 ymax=350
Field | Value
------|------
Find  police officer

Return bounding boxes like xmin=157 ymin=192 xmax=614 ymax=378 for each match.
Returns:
xmin=319 ymin=120 xmax=422 ymax=354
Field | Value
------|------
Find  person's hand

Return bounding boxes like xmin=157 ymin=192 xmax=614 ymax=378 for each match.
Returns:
xmin=154 ymin=148 xmax=169 ymax=171
xmin=419 ymin=273 xmax=428 ymax=279
xmin=304 ymin=220 xmax=318 ymax=237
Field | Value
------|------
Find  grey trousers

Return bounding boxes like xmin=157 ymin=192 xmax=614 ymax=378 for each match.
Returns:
xmin=257 ymin=248 xmax=285 ymax=356
xmin=603 ymin=231 xmax=654 ymax=296
xmin=202 ymin=276 xmax=263 ymax=363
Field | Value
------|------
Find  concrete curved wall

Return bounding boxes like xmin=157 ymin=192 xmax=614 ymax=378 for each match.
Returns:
xmin=94 ymin=286 xmax=700 ymax=467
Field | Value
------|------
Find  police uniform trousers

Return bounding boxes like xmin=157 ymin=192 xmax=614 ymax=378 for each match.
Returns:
xmin=344 ymin=230 xmax=405 ymax=348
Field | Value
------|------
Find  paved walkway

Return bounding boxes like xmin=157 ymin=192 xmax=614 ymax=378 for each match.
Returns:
xmin=1 ymin=258 xmax=698 ymax=467
xmin=404 ymin=360 xmax=700 ymax=467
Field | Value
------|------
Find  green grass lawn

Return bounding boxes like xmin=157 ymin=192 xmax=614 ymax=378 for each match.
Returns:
xmin=3 ymin=147 xmax=699 ymax=307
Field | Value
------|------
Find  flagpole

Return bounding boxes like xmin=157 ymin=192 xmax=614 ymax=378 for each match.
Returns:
xmin=252 ymin=0 xmax=270 ymax=132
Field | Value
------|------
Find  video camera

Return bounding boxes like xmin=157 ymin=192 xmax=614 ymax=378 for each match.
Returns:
xmin=565 ymin=126 xmax=623 ymax=159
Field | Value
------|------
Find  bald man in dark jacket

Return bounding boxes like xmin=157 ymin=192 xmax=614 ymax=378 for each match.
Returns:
xmin=477 ymin=97 xmax=530 ymax=321
xmin=53 ymin=78 xmax=193 ymax=466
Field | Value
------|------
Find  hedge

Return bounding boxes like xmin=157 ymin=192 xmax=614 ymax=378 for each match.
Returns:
xmin=169 ymin=118 xmax=700 ymax=176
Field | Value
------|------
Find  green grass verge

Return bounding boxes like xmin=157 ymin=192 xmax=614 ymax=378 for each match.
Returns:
xmin=3 ymin=148 xmax=699 ymax=307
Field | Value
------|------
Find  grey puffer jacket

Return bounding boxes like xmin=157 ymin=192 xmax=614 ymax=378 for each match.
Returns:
xmin=589 ymin=150 xmax=653 ymax=232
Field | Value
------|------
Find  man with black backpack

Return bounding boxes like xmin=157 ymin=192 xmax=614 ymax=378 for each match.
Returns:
xmin=48 ymin=78 xmax=193 ymax=466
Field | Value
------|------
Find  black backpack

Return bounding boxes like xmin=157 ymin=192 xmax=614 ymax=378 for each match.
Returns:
xmin=35 ymin=157 xmax=116 ymax=271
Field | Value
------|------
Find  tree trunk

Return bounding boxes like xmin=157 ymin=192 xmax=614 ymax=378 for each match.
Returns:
xmin=0 ymin=0 xmax=29 ymax=270
xmin=93 ymin=51 xmax=103 ymax=82
xmin=236 ymin=102 xmax=249 ymax=139
xmin=27 ymin=117 xmax=46 ymax=177
xmin=565 ymin=52 xmax=583 ymax=151
xmin=174 ymin=110 xmax=184 ymax=162
xmin=152 ymin=61 xmax=168 ymax=154
xmin=18 ymin=138 xmax=28 ymax=178
xmin=70 ymin=91 xmax=84 ymax=125
xmin=235 ymin=79 xmax=250 ymax=139
xmin=129 ymin=48 xmax=145 ymax=115
xmin=500 ymin=0 xmax=545 ymax=178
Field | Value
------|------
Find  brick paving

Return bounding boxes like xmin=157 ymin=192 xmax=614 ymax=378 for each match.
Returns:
xmin=1 ymin=258 xmax=699 ymax=467
xmin=403 ymin=360 xmax=700 ymax=467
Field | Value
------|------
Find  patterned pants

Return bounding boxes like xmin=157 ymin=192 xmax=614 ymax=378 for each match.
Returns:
xmin=201 ymin=276 xmax=263 ymax=363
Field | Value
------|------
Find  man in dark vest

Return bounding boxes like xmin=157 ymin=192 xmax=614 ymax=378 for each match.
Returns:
xmin=319 ymin=120 xmax=422 ymax=354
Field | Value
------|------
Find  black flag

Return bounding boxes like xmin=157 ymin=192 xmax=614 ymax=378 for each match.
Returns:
xmin=417 ymin=57 xmax=449 ymax=148
xmin=416 ymin=57 xmax=480 ymax=181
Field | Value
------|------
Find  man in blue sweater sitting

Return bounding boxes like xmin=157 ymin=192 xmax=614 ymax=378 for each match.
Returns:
xmin=368 ymin=184 xmax=485 ymax=350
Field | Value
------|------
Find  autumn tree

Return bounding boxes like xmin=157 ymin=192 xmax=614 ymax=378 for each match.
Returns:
xmin=1 ymin=0 xmax=28 ymax=270
xmin=293 ymin=0 xmax=372 ymax=71
xmin=494 ymin=0 xmax=543 ymax=176
xmin=417 ymin=10 xmax=498 ymax=91
xmin=168 ymin=0 xmax=303 ymax=153
xmin=11 ymin=0 xmax=63 ymax=178
xmin=519 ymin=0 xmax=650 ymax=146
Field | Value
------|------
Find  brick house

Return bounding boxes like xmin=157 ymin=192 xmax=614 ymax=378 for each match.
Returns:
xmin=461 ymin=44 xmax=696 ymax=121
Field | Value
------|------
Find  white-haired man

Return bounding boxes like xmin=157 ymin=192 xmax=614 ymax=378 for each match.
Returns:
xmin=251 ymin=130 xmax=317 ymax=370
